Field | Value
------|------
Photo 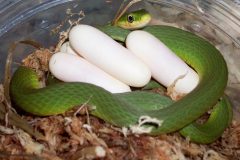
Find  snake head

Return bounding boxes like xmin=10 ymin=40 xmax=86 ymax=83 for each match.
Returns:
xmin=116 ymin=9 xmax=151 ymax=30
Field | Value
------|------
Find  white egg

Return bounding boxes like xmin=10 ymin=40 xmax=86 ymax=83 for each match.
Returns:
xmin=49 ymin=52 xmax=131 ymax=93
xmin=126 ymin=30 xmax=199 ymax=94
xmin=69 ymin=24 xmax=151 ymax=87
xmin=60 ymin=41 xmax=78 ymax=56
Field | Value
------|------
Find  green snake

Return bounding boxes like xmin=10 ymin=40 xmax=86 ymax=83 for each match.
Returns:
xmin=10 ymin=10 xmax=232 ymax=144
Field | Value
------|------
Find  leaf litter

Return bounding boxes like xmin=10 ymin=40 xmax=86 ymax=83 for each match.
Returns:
xmin=0 ymin=7 xmax=240 ymax=160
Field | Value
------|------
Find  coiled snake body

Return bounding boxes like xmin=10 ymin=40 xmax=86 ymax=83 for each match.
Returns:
xmin=10 ymin=10 xmax=232 ymax=144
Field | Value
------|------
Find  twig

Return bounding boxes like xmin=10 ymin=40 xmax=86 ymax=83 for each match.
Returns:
xmin=74 ymin=95 xmax=93 ymax=117
xmin=4 ymin=39 xmax=43 ymax=111
xmin=0 ymin=40 xmax=45 ymax=139
xmin=112 ymin=0 xmax=128 ymax=25
xmin=54 ymin=10 xmax=85 ymax=53
xmin=4 ymin=42 xmax=16 ymax=104
xmin=74 ymin=95 xmax=93 ymax=130
xmin=54 ymin=29 xmax=70 ymax=53
xmin=112 ymin=0 xmax=142 ymax=26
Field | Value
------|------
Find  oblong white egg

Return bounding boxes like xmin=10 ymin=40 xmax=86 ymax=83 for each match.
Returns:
xmin=49 ymin=52 xmax=131 ymax=93
xmin=126 ymin=30 xmax=199 ymax=94
xmin=69 ymin=24 xmax=151 ymax=87
xmin=60 ymin=41 xmax=78 ymax=56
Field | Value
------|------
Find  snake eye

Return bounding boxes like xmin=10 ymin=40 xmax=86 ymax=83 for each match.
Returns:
xmin=127 ymin=15 xmax=134 ymax=23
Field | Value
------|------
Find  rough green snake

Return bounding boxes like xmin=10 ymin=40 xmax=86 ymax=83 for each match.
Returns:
xmin=10 ymin=10 xmax=232 ymax=144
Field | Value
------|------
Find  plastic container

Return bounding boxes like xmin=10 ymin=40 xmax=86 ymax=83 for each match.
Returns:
xmin=0 ymin=1 xmax=239 ymax=99
xmin=0 ymin=0 xmax=240 ymax=113
xmin=0 ymin=0 xmax=240 ymax=158
xmin=1 ymin=0 xmax=239 ymax=115
xmin=0 ymin=0 xmax=239 ymax=110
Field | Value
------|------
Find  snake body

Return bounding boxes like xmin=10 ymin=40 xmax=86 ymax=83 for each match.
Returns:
xmin=10 ymin=11 xmax=232 ymax=143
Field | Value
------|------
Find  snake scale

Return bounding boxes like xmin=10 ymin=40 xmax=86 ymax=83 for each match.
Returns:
xmin=10 ymin=10 xmax=232 ymax=144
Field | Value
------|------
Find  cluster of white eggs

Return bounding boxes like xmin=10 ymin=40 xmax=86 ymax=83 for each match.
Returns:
xmin=49 ymin=24 xmax=199 ymax=94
